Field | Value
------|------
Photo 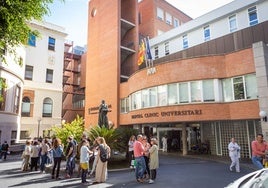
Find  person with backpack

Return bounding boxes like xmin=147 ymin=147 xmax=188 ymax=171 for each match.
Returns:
xmin=65 ymin=135 xmax=77 ymax=178
xmin=94 ymin=137 xmax=110 ymax=184
xmin=0 ymin=141 xmax=9 ymax=160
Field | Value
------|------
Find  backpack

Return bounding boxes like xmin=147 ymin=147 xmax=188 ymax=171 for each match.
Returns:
xmin=72 ymin=140 xmax=78 ymax=157
xmin=100 ymin=145 xmax=110 ymax=162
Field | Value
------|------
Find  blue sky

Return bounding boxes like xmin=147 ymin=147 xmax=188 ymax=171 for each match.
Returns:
xmin=44 ymin=0 xmax=233 ymax=47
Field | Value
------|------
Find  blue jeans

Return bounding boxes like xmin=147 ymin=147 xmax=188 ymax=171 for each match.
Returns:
xmin=81 ymin=168 xmax=88 ymax=183
xmin=40 ymin=154 xmax=48 ymax=172
xmin=252 ymin=156 xmax=264 ymax=169
xmin=135 ymin=156 xmax=146 ymax=179
xmin=66 ymin=156 xmax=75 ymax=176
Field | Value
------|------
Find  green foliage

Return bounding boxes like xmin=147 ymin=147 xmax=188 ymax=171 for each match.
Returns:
xmin=0 ymin=0 xmax=64 ymax=59
xmin=86 ymin=126 xmax=120 ymax=153
xmin=114 ymin=127 xmax=139 ymax=154
xmin=50 ymin=115 xmax=84 ymax=147
xmin=0 ymin=78 xmax=7 ymax=102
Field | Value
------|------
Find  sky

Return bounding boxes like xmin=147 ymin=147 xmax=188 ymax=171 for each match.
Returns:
xmin=44 ymin=0 xmax=234 ymax=47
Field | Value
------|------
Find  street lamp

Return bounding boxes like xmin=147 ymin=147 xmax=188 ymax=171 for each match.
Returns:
xmin=259 ymin=111 xmax=267 ymax=122
xmin=37 ymin=117 xmax=42 ymax=138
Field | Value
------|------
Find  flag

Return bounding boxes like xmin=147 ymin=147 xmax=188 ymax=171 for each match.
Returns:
xmin=144 ymin=37 xmax=153 ymax=67
xmin=137 ymin=39 xmax=145 ymax=66
xmin=145 ymin=37 xmax=152 ymax=60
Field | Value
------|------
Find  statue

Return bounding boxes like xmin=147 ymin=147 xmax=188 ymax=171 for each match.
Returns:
xmin=98 ymin=100 xmax=109 ymax=128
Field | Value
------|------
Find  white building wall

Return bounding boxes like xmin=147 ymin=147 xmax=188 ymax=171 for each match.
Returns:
xmin=21 ymin=20 xmax=67 ymax=140
xmin=0 ymin=46 xmax=25 ymax=144
xmin=150 ymin=0 xmax=268 ymax=59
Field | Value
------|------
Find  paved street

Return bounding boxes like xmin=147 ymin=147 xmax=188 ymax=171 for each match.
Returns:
xmin=0 ymin=153 xmax=256 ymax=188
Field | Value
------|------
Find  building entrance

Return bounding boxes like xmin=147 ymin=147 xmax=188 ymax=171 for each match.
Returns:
xmin=158 ymin=128 xmax=181 ymax=152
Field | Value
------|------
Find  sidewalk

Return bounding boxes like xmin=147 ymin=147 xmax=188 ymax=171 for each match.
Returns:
xmin=1 ymin=151 xmax=257 ymax=172
xmin=161 ymin=151 xmax=256 ymax=171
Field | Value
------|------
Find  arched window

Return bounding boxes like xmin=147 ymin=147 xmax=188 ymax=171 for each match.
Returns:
xmin=21 ymin=97 xmax=31 ymax=117
xmin=42 ymin=97 xmax=53 ymax=117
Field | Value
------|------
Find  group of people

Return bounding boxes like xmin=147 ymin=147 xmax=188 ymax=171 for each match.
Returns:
xmin=130 ymin=134 xmax=159 ymax=184
xmin=20 ymin=135 xmax=111 ymax=185
xmin=228 ymin=133 xmax=268 ymax=172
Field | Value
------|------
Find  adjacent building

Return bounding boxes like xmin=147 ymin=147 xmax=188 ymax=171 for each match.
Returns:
xmin=85 ymin=0 xmax=268 ymax=158
xmin=62 ymin=42 xmax=86 ymax=123
xmin=138 ymin=0 xmax=192 ymax=38
xmin=21 ymin=20 xmax=67 ymax=140
xmin=0 ymin=46 xmax=25 ymax=144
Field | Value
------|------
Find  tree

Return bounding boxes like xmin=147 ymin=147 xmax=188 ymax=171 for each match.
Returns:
xmin=114 ymin=127 xmax=139 ymax=158
xmin=87 ymin=126 xmax=120 ymax=156
xmin=50 ymin=115 xmax=85 ymax=148
xmin=0 ymin=0 xmax=63 ymax=56
xmin=0 ymin=0 xmax=64 ymax=96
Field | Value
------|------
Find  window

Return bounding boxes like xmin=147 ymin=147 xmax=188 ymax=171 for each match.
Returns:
xmin=174 ymin=18 xmax=179 ymax=27
xmin=154 ymin=46 xmax=159 ymax=59
xmin=248 ymin=6 xmax=258 ymax=26
xmin=142 ymin=89 xmax=149 ymax=108
xmin=120 ymin=98 xmax=126 ymax=113
xmin=131 ymin=91 xmax=141 ymax=110
xmin=25 ymin=65 xmax=33 ymax=80
xmin=0 ymin=78 xmax=6 ymax=111
xmin=245 ymin=74 xmax=257 ymax=99
xmin=233 ymin=77 xmax=245 ymax=100
xmin=20 ymin=131 xmax=30 ymax=139
xmin=165 ymin=42 xmax=169 ymax=55
xmin=48 ymin=37 xmax=56 ymax=51
xmin=190 ymin=81 xmax=202 ymax=102
xmin=179 ymin=83 xmax=189 ymax=103
xmin=203 ymin=80 xmax=215 ymax=102
xmin=120 ymin=97 xmax=129 ymax=113
xmin=165 ymin=12 xmax=172 ymax=25
xmin=183 ymin=35 xmax=188 ymax=49
xmin=42 ymin=97 xmax=53 ymax=117
xmin=46 ymin=69 xmax=53 ymax=83
xmin=28 ymin=33 xmax=36 ymax=46
xmin=222 ymin=78 xmax=233 ymax=102
xmin=157 ymin=7 xmax=164 ymax=20
xmin=11 ymin=131 xmax=17 ymax=143
xmin=204 ymin=26 xmax=210 ymax=41
xmin=168 ymin=83 xmax=178 ymax=105
xmin=158 ymin=85 xmax=167 ymax=106
xmin=14 ymin=85 xmax=21 ymax=114
xmin=229 ymin=15 xmax=237 ymax=32
xmin=149 ymin=87 xmax=157 ymax=107
xmin=21 ymin=97 xmax=31 ymax=117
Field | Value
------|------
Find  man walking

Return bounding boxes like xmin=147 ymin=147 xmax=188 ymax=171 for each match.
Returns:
xmin=133 ymin=134 xmax=146 ymax=183
xmin=251 ymin=133 xmax=267 ymax=169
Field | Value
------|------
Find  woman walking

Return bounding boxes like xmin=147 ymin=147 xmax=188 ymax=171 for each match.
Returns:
xmin=94 ymin=137 xmax=110 ymax=183
xmin=148 ymin=138 xmax=159 ymax=184
xmin=51 ymin=138 xmax=63 ymax=180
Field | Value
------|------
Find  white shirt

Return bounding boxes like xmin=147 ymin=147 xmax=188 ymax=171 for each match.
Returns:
xmin=80 ymin=145 xmax=90 ymax=163
xmin=228 ymin=142 xmax=240 ymax=157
